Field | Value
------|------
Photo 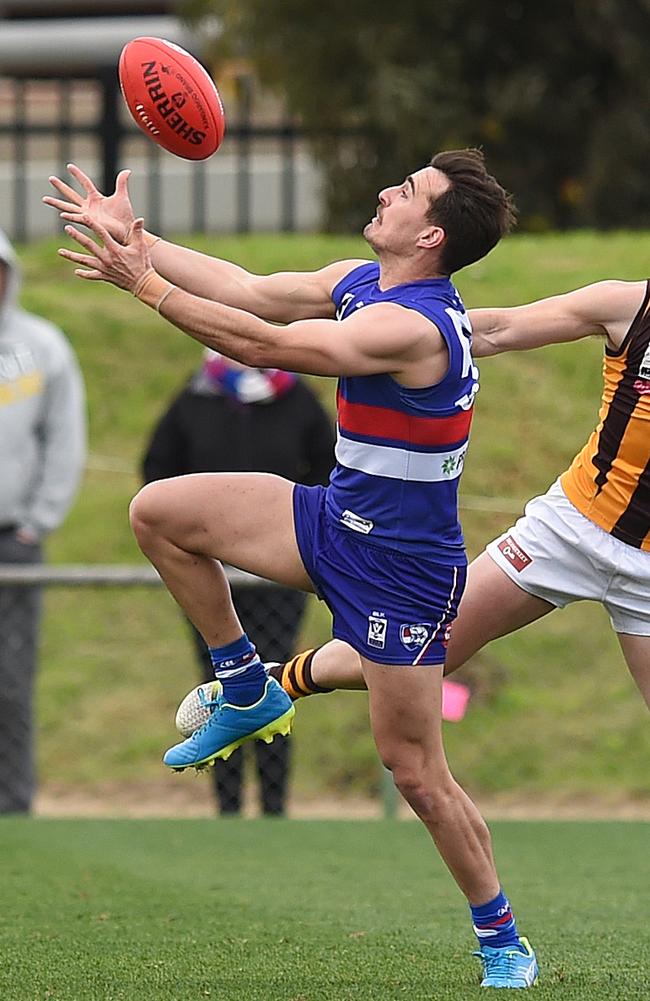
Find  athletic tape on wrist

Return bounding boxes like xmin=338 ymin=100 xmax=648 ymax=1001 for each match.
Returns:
xmin=132 ymin=269 xmax=176 ymax=312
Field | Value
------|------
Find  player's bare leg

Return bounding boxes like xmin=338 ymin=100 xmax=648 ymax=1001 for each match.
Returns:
xmin=618 ymin=633 xmax=650 ymax=710
xmin=362 ymin=657 xmax=498 ymax=900
xmin=444 ymin=551 xmax=556 ymax=673
xmin=130 ymin=472 xmax=312 ymax=642
xmin=362 ymin=656 xmax=538 ymax=987
xmin=129 ymin=472 xmax=312 ymax=769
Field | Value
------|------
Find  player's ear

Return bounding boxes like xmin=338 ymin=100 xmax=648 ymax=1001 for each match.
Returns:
xmin=417 ymin=224 xmax=445 ymax=250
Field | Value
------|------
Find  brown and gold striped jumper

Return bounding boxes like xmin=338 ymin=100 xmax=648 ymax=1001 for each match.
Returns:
xmin=561 ymin=281 xmax=650 ymax=551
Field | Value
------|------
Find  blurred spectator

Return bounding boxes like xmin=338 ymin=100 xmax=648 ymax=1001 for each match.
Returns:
xmin=0 ymin=228 xmax=86 ymax=814
xmin=142 ymin=350 xmax=334 ymax=815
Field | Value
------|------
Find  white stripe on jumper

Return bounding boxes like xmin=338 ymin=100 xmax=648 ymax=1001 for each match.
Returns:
xmin=335 ymin=434 xmax=467 ymax=483
xmin=413 ymin=565 xmax=459 ymax=665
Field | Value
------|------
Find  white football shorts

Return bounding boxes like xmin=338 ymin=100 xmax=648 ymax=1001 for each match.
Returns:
xmin=485 ymin=479 xmax=650 ymax=635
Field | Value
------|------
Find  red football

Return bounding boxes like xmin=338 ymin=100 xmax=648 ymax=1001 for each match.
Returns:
xmin=118 ymin=36 xmax=225 ymax=161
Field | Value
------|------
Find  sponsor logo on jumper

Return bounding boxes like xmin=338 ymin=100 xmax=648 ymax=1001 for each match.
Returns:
xmin=497 ymin=535 xmax=532 ymax=572
xmin=639 ymin=343 xmax=650 ymax=380
xmin=367 ymin=612 xmax=387 ymax=650
xmin=633 ymin=378 xmax=650 ymax=395
xmin=140 ymin=61 xmax=206 ymax=146
xmin=399 ymin=623 xmax=432 ymax=652
xmin=340 ymin=509 xmax=374 ymax=534
xmin=442 ymin=450 xmax=466 ymax=476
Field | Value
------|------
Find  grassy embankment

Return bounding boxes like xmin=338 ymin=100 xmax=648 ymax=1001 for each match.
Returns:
xmin=18 ymin=230 xmax=650 ymax=808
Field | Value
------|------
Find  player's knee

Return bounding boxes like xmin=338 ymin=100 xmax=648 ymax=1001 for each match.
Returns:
xmin=389 ymin=759 xmax=454 ymax=822
xmin=129 ymin=482 xmax=170 ymax=545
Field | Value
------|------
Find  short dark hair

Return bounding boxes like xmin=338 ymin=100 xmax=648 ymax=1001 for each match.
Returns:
xmin=427 ymin=149 xmax=516 ymax=274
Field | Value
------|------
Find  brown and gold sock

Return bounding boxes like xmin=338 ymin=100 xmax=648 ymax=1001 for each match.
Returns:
xmin=268 ymin=649 xmax=333 ymax=700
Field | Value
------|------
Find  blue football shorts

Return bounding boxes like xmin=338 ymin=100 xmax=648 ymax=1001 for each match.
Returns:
xmin=292 ymin=484 xmax=467 ymax=666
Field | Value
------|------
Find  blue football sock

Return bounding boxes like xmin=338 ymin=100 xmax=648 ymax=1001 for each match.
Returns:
xmin=209 ymin=634 xmax=267 ymax=707
xmin=470 ymin=888 xmax=522 ymax=950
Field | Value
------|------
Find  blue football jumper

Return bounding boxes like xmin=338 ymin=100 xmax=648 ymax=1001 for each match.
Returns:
xmin=329 ymin=262 xmax=478 ymax=561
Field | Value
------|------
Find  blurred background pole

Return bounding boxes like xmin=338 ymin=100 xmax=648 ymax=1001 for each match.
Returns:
xmin=99 ymin=64 xmax=120 ymax=197
xmin=381 ymin=766 xmax=398 ymax=819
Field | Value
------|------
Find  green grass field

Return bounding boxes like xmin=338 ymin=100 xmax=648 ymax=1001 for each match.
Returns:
xmin=1 ymin=817 xmax=648 ymax=1000
xmin=11 ymin=230 xmax=650 ymax=806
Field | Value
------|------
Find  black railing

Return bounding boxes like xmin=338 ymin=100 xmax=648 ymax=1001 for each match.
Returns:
xmin=0 ymin=74 xmax=328 ymax=241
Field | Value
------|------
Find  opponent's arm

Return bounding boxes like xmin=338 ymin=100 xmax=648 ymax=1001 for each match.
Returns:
xmin=44 ymin=164 xmax=367 ymax=322
xmin=470 ymin=280 xmax=648 ymax=357
xmin=58 ymin=217 xmax=443 ymax=380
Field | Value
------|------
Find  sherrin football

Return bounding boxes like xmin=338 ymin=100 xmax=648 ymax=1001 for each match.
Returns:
xmin=118 ymin=36 xmax=225 ymax=161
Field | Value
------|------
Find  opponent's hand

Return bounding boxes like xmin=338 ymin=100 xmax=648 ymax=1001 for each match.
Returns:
xmin=43 ymin=164 xmax=136 ymax=245
xmin=58 ymin=214 xmax=152 ymax=292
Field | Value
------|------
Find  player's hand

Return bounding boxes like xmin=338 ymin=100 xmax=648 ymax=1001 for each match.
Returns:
xmin=58 ymin=214 xmax=152 ymax=292
xmin=43 ymin=164 xmax=136 ymax=245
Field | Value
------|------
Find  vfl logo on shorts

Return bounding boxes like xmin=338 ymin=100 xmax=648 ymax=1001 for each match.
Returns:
xmin=399 ymin=623 xmax=432 ymax=652
xmin=367 ymin=612 xmax=387 ymax=650
xmin=498 ymin=535 xmax=532 ymax=572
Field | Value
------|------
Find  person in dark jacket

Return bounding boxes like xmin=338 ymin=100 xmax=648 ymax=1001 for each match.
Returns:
xmin=142 ymin=349 xmax=334 ymax=815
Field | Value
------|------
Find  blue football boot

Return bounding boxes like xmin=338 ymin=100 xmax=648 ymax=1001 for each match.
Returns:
xmin=163 ymin=676 xmax=295 ymax=771
xmin=474 ymin=937 xmax=539 ymax=988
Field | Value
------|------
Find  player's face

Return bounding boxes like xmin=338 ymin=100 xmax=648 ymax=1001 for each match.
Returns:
xmin=364 ymin=166 xmax=449 ymax=255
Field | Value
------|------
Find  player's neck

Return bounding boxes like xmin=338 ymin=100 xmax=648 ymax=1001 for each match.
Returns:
xmin=377 ymin=253 xmax=448 ymax=290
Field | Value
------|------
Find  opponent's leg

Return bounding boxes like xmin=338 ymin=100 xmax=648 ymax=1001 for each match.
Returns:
xmin=444 ymin=552 xmax=555 ymax=672
xmin=129 ymin=473 xmax=310 ymax=769
xmin=618 ymin=633 xmax=650 ymax=710
xmin=363 ymin=657 xmax=538 ymax=988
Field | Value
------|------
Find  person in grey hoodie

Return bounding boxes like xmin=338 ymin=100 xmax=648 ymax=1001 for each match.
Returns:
xmin=0 ymin=228 xmax=86 ymax=813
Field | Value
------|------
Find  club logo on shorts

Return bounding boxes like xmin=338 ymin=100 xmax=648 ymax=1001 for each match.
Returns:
xmin=367 ymin=611 xmax=387 ymax=650
xmin=399 ymin=623 xmax=432 ymax=652
xmin=498 ymin=535 xmax=532 ymax=572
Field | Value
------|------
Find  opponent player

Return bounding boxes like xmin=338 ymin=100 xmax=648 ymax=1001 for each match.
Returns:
xmin=259 ymin=279 xmax=650 ymax=709
xmin=45 ymin=151 xmax=538 ymax=989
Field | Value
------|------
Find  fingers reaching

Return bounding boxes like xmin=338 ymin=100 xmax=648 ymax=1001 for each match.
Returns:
xmin=115 ymin=169 xmax=132 ymax=195
xmin=58 ymin=246 xmax=102 ymax=269
xmin=66 ymin=163 xmax=102 ymax=196
xmin=42 ymin=196 xmax=78 ymax=214
xmin=78 ymin=215 xmax=119 ymax=250
xmin=125 ymin=217 xmax=145 ymax=243
xmin=45 ymin=174 xmax=84 ymax=206
xmin=58 ymin=240 xmax=104 ymax=282
xmin=63 ymin=223 xmax=104 ymax=254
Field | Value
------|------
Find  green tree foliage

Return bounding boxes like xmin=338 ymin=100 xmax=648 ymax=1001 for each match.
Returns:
xmin=184 ymin=0 xmax=650 ymax=231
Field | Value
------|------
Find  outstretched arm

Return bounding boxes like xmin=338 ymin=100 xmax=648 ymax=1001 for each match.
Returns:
xmin=57 ymin=216 xmax=445 ymax=382
xmin=44 ymin=164 xmax=367 ymax=322
xmin=470 ymin=279 xmax=648 ymax=357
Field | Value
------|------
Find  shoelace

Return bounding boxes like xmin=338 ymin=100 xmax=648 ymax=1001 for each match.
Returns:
xmin=191 ymin=689 xmax=223 ymax=737
xmin=474 ymin=947 xmax=523 ymax=978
